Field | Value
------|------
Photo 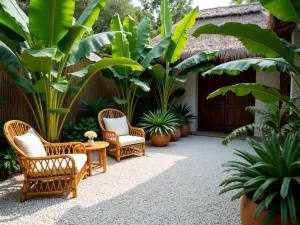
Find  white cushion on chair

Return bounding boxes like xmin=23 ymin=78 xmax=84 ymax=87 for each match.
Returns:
xmin=119 ymin=135 xmax=145 ymax=147
xmin=29 ymin=154 xmax=87 ymax=176
xmin=103 ymin=116 xmax=129 ymax=136
xmin=14 ymin=128 xmax=47 ymax=157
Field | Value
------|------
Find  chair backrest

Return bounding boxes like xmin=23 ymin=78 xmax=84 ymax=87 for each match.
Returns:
xmin=98 ymin=108 xmax=129 ymax=131
xmin=3 ymin=120 xmax=46 ymax=156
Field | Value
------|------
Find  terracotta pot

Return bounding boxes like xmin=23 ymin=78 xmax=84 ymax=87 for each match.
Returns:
xmin=150 ymin=133 xmax=171 ymax=147
xmin=240 ymin=195 xmax=300 ymax=225
xmin=180 ymin=124 xmax=190 ymax=137
xmin=171 ymin=128 xmax=181 ymax=142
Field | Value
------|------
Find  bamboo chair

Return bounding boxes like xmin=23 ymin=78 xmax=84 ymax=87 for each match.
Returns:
xmin=98 ymin=109 xmax=146 ymax=162
xmin=4 ymin=120 xmax=87 ymax=201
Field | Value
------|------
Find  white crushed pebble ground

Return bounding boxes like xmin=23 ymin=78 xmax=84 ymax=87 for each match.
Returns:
xmin=0 ymin=136 xmax=252 ymax=225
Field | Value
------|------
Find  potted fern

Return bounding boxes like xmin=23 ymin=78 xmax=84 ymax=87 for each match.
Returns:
xmin=139 ymin=110 xmax=180 ymax=147
xmin=220 ymin=132 xmax=300 ymax=225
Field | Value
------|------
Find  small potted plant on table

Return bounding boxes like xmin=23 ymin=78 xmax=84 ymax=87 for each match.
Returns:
xmin=220 ymin=132 xmax=300 ymax=225
xmin=139 ymin=110 xmax=179 ymax=147
xmin=84 ymin=131 xmax=97 ymax=147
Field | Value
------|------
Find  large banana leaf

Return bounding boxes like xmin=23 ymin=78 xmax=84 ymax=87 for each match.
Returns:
xmin=192 ymin=22 xmax=296 ymax=67
xmin=208 ymin=83 xmax=289 ymax=104
xmin=65 ymin=32 xmax=115 ymax=66
xmin=0 ymin=63 xmax=34 ymax=93
xmin=58 ymin=0 xmax=106 ymax=53
xmin=29 ymin=0 xmax=74 ymax=46
xmin=166 ymin=7 xmax=199 ymax=63
xmin=140 ymin=35 xmax=171 ymax=70
xmin=123 ymin=15 xmax=138 ymax=60
xmin=70 ymin=57 xmax=142 ymax=78
xmin=160 ymin=0 xmax=172 ymax=38
xmin=174 ymin=51 xmax=218 ymax=70
xmin=110 ymin=14 xmax=130 ymax=58
xmin=0 ymin=23 xmax=25 ymax=50
xmin=21 ymin=48 xmax=57 ymax=74
xmin=135 ymin=18 xmax=151 ymax=61
xmin=130 ymin=79 xmax=150 ymax=92
xmin=0 ymin=10 xmax=24 ymax=38
xmin=0 ymin=0 xmax=29 ymax=33
xmin=177 ymin=63 xmax=214 ymax=76
xmin=149 ymin=64 xmax=165 ymax=80
xmin=0 ymin=42 xmax=21 ymax=68
xmin=260 ymin=0 xmax=300 ymax=26
xmin=76 ymin=0 xmax=106 ymax=28
xmin=202 ymin=58 xmax=292 ymax=76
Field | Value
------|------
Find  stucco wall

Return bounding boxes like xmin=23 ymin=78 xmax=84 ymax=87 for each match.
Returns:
xmin=254 ymin=71 xmax=280 ymax=136
xmin=174 ymin=74 xmax=198 ymax=132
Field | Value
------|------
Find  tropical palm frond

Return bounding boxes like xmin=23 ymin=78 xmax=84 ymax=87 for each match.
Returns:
xmin=222 ymin=123 xmax=274 ymax=145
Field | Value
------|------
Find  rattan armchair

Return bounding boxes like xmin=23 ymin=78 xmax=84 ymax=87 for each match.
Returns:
xmin=4 ymin=120 xmax=87 ymax=201
xmin=98 ymin=109 xmax=146 ymax=162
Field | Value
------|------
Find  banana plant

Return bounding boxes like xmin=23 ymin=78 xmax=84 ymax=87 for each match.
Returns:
xmin=192 ymin=0 xmax=300 ymax=118
xmin=148 ymin=0 xmax=218 ymax=111
xmin=0 ymin=0 xmax=142 ymax=141
xmin=103 ymin=13 xmax=175 ymax=122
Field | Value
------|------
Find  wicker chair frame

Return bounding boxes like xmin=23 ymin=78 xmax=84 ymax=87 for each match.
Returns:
xmin=4 ymin=120 xmax=87 ymax=201
xmin=98 ymin=109 xmax=146 ymax=162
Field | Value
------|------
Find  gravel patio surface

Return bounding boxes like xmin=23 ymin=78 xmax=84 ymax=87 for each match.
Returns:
xmin=0 ymin=136 xmax=252 ymax=225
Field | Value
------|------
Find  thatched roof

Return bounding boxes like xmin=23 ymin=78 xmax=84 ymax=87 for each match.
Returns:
xmin=150 ymin=3 xmax=270 ymax=62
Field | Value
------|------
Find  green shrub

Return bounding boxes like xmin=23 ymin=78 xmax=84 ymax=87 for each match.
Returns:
xmin=0 ymin=148 xmax=20 ymax=179
xmin=62 ymin=117 xmax=100 ymax=142
xmin=81 ymin=97 xmax=113 ymax=118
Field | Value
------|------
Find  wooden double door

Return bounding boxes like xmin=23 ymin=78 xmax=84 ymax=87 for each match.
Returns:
xmin=198 ymin=69 xmax=255 ymax=132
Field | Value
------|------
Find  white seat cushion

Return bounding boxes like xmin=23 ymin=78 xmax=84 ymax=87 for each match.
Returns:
xmin=103 ymin=116 xmax=129 ymax=136
xmin=119 ymin=135 xmax=145 ymax=147
xmin=14 ymin=128 xmax=47 ymax=157
xmin=29 ymin=154 xmax=87 ymax=176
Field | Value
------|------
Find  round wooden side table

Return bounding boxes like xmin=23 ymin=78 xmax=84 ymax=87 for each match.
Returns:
xmin=84 ymin=141 xmax=109 ymax=176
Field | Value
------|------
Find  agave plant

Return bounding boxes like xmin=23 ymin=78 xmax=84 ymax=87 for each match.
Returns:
xmin=0 ymin=0 xmax=142 ymax=141
xmin=139 ymin=110 xmax=180 ymax=135
xmin=222 ymin=102 xmax=300 ymax=145
xmin=172 ymin=103 xmax=196 ymax=124
xmin=220 ymin=132 xmax=300 ymax=225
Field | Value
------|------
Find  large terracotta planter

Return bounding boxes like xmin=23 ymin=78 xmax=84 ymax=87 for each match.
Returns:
xmin=171 ymin=128 xmax=181 ymax=142
xmin=150 ymin=133 xmax=171 ymax=147
xmin=180 ymin=124 xmax=190 ymax=137
xmin=241 ymin=195 xmax=300 ymax=225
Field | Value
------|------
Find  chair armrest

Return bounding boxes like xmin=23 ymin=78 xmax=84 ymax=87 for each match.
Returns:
xmin=44 ymin=142 xmax=86 ymax=155
xmin=129 ymin=126 xmax=145 ymax=138
xmin=23 ymin=155 xmax=78 ymax=177
xmin=102 ymin=130 xmax=119 ymax=145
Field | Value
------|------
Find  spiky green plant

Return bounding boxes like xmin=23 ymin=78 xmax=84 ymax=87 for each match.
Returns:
xmin=220 ymin=132 xmax=300 ymax=225
xmin=172 ymin=103 xmax=196 ymax=124
xmin=222 ymin=102 xmax=300 ymax=145
xmin=139 ymin=110 xmax=180 ymax=135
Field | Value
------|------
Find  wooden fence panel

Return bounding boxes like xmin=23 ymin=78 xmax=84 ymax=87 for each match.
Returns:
xmin=0 ymin=59 xmax=117 ymax=130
